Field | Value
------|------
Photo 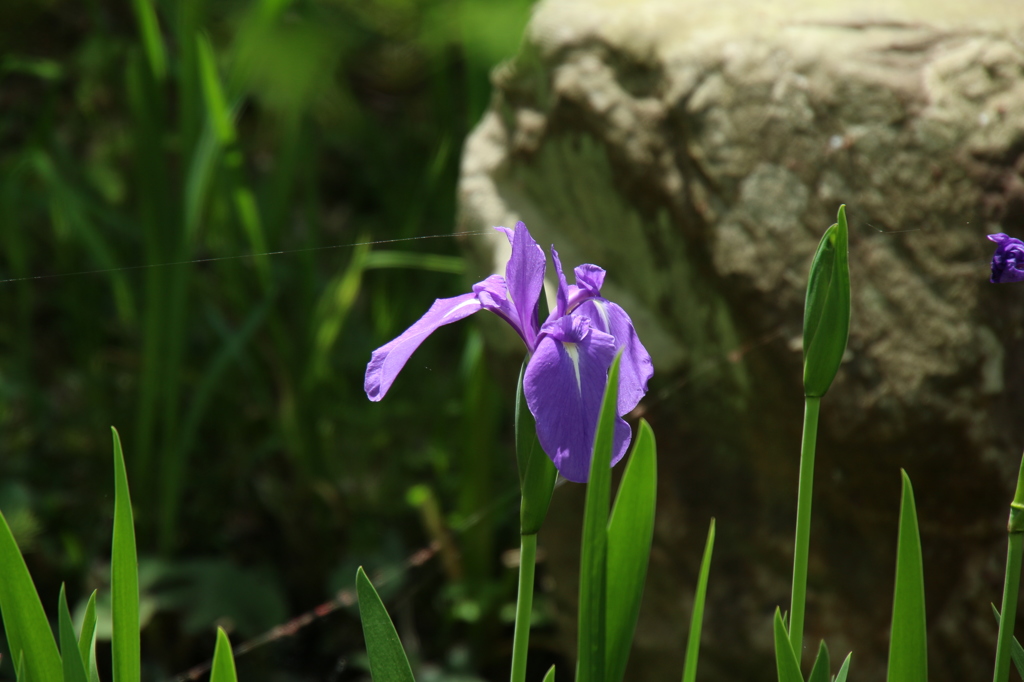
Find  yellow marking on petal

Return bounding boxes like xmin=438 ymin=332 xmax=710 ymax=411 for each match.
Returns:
xmin=564 ymin=342 xmax=582 ymax=394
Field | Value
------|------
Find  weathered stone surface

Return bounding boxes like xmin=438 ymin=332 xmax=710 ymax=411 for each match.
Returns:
xmin=458 ymin=0 xmax=1024 ymax=680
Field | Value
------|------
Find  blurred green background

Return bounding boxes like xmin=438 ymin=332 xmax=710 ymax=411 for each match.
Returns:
xmin=0 ymin=0 xmax=541 ymax=679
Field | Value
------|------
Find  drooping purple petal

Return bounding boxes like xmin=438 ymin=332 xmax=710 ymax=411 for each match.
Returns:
xmin=495 ymin=222 xmax=546 ymax=347
xmin=988 ymin=233 xmax=1024 ymax=283
xmin=575 ymin=298 xmax=654 ymax=416
xmin=524 ymin=315 xmax=631 ymax=482
xmin=365 ymin=292 xmax=483 ymax=401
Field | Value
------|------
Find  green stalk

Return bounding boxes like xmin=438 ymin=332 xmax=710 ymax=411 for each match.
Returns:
xmin=789 ymin=395 xmax=821 ymax=662
xmin=510 ymin=532 xmax=538 ymax=682
xmin=993 ymin=453 xmax=1024 ymax=682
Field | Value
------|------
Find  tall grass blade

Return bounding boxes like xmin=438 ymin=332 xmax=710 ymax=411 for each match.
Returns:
xmin=129 ymin=0 xmax=167 ymax=80
xmin=774 ymin=607 xmax=804 ymax=682
xmin=886 ymin=470 xmax=927 ymax=682
xmin=356 ymin=566 xmax=415 ymax=682
xmin=605 ymin=420 xmax=657 ymax=682
xmin=111 ymin=427 xmax=140 ymax=682
xmin=806 ymin=641 xmax=829 ymax=682
xmin=991 ymin=606 xmax=1024 ymax=679
xmin=59 ymin=584 xmax=90 ymax=682
xmin=209 ymin=628 xmax=239 ymax=682
xmin=576 ymin=353 xmax=622 ymax=682
xmin=681 ymin=519 xmax=715 ymax=682
xmin=834 ymin=653 xmax=852 ymax=682
xmin=0 ymin=507 xmax=62 ymax=681
xmin=77 ymin=590 xmax=100 ymax=682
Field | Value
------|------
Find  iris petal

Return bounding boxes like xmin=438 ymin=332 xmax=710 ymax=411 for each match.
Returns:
xmin=525 ymin=316 xmax=630 ymax=482
xmin=365 ymin=292 xmax=482 ymax=401
xmin=575 ymin=298 xmax=654 ymax=416
xmin=496 ymin=222 xmax=546 ymax=347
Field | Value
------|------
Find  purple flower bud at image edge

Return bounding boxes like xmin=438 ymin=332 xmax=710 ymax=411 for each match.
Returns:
xmin=988 ymin=233 xmax=1024 ymax=284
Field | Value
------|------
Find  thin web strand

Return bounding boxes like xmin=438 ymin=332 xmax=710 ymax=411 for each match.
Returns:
xmin=0 ymin=230 xmax=492 ymax=285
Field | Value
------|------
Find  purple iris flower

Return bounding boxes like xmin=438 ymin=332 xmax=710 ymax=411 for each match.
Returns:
xmin=988 ymin=233 xmax=1024 ymax=283
xmin=364 ymin=222 xmax=653 ymax=482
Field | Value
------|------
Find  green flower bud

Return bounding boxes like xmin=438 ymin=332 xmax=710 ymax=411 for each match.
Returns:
xmin=803 ymin=205 xmax=851 ymax=397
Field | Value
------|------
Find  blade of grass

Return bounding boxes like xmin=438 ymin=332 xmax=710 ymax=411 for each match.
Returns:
xmin=129 ymin=0 xmax=167 ymax=80
xmin=681 ymin=519 xmax=715 ymax=682
xmin=356 ymin=566 xmax=415 ymax=682
xmin=209 ymin=628 xmax=239 ymax=682
xmin=991 ymin=606 xmax=1024 ymax=679
xmin=576 ymin=352 xmax=622 ymax=682
xmin=886 ymin=470 xmax=927 ymax=682
xmin=543 ymin=666 xmax=556 ymax=682
xmin=77 ymin=590 xmax=99 ymax=682
xmin=59 ymin=584 xmax=90 ymax=682
xmin=111 ymin=427 xmax=140 ymax=682
xmin=605 ymin=419 xmax=657 ymax=682
xmin=806 ymin=641 xmax=829 ymax=682
xmin=994 ymin=452 xmax=1024 ymax=682
xmin=774 ymin=607 xmax=804 ymax=682
xmin=834 ymin=653 xmax=852 ymax=682
xmin=0 ymin=509 xmax=62 ymax=682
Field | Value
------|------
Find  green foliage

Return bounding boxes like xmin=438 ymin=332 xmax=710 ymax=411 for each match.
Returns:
xmin=992 ymin=606 xmax=1024 ymax=680
xmin=209 ymin=628 xmax=240 ymax=682
xmin=0 ymin=496 xmax=62 ymax=681
xmin=516 ymin=357 xmax=557 ymax=535
xmin=806 ymin=641 xmax=830 ymax=682
xmin=1 ymin=0 xmax=534 ymax=672
xmin=356 ymin=566 xmax=416 ymax=682
xmin=803 ymin=205 xmax=851 ymax=398
xmin=576 ymin=354 xmax=622 ymax=682
xmin=0 ymin=429 xmax=151 ymax=682
xmin=606 ymin=421 xmax=657 ymax=682
xmin=774 ymin=608 xmax=804 ymax=682
xmin=58 ymin=585 xmax=89 ymax=682
xmin=543 ymin=666 xmax=556 ymax=682
xmin=110 ymin=427 xmax=140 ymax=682
xmin=681 ymin=519 xmax=715 ymax=682
xmin=887 ymin=471 xmax=927 ymax=682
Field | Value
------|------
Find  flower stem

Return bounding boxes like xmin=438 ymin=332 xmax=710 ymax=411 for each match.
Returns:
xmin=992 ymin=453 xmax=1024 ymax=682
xmin=510 ymin=532 xmax=538 ymax=682
xmin=789 ymin=396 xmax=821 ymax=663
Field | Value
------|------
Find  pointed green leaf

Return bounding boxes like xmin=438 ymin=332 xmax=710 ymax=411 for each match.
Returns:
xmin=128 ymin=0 xmax=167 ymax=80
xmin=356 ymin=566 xmax=415 ymax=682
xmin=196 ymin=34 xmax=235 ymax=146
xmin=517 ymin=357 xmax=557 ymax=535
xmin=806 ymin=641 xmax=829 ymax=682
xmin=577 ymin=353 xmax=622 ymax=682
xmin=681 ymin=519 xmax=715 ymax=682
xmin=991 ymin=605 xmax=1024 ymax=679
xmin=59 ymin=584 xmax=90 ymax=682
xmin=774 ymin=607 xmax=804 ymax=682
xmin=15 ymin=651 xmax=28 ymax=682
xmin=606 ymin=419 xmax=657 ymax=682
xmin=833 ymin=653 xmax=852 ymax=682
xmin=111 ymin=427 xmax=140 ymax=682
xmin=78 ymin=590 xmax=100 ymax=682
xmin=0 ymin=508 xmax=62 ymax=681
xmin=209 ymin=628 xmax=239 ymax=682
xmin=543 ymin=666 xmax=556 ymax=682
xmin=887 ymin=470 xmax=927 ymax=682
xmin=803 ymin=205 xmax=851 ymax=397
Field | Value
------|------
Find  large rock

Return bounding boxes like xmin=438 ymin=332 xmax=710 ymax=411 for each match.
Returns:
xmin=458 ymin=1 xmax=1024 ymax=680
